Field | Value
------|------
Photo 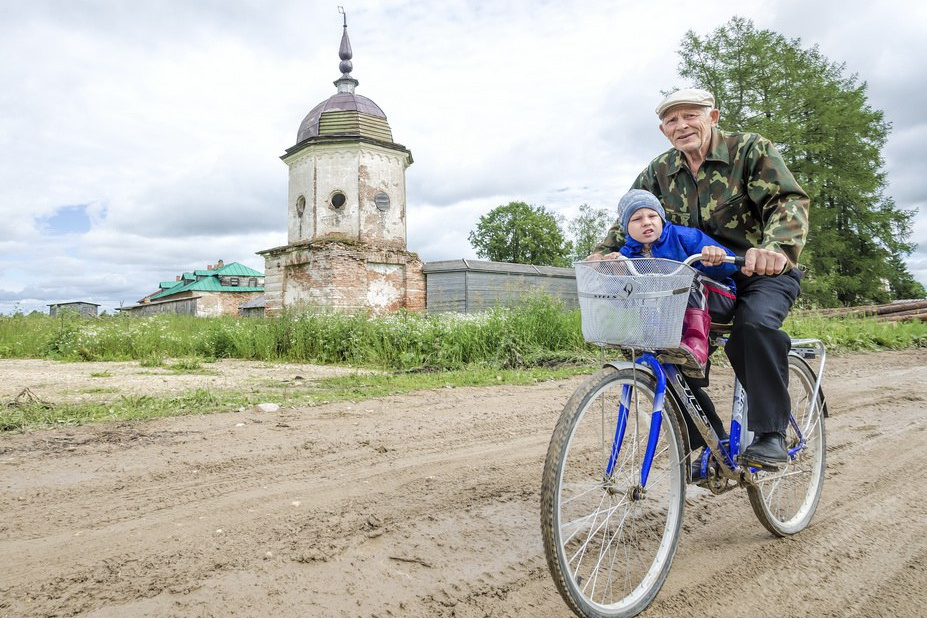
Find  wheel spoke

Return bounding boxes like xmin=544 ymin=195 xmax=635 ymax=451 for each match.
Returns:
xmin=747 ymin=356 xmax=826 ymax=536
xmin=541 ymin=367 xmax=686 ymax=615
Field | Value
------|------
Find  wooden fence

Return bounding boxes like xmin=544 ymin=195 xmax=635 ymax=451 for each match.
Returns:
xmin=801 ymin=299 xmax=927 ymax=322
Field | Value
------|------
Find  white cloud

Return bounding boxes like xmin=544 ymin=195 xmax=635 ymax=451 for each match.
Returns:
xmin=0 ymin=0 xmax=925 ymax=314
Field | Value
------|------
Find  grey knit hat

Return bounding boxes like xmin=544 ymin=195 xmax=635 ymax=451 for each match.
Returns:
xmin=618 ymin=189 xmax=665 ymax=232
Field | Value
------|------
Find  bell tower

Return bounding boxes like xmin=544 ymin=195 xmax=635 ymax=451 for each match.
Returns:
xmin=258 ymin=10 xmax=424 ymax=315
xmin=284 ymin=10 xmax=412 ymax=248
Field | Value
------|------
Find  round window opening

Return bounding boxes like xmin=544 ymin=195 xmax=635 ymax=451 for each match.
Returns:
xmin=330 ymin=191 xmax=347 ymax=209
xmin=295 ymin=195 xmax=306 ymax=217
xmin=374 ymin=192 xmax=391 ymax=212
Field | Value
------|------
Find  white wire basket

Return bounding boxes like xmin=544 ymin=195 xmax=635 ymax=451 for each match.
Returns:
xmin=575 ymin=258 xmax=696 ymax=348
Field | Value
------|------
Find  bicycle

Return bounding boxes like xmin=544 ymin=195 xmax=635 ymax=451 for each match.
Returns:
xmin=540 ymin=256 xmax=828 ymax=618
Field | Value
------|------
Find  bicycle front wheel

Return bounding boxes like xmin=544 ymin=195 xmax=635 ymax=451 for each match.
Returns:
xmin=541 ymin=365 xmax=686 ymax=618
xmin=747 ymin=355 xmax=827 ymax=536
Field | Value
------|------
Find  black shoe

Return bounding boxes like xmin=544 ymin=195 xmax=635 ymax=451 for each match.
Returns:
xmin=740 ymin=432 xmax=788 ymax=470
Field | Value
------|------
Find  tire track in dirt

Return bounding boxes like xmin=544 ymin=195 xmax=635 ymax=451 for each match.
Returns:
xmin=650 ymin=422 xmax=927 ymax=617
xmin=636 ymin=352 xmax=927 ymax=618
xmin=1 ymin=380 xmax=575 ymax=617
xmin=2 ymin=351 xmax=926 ymax=617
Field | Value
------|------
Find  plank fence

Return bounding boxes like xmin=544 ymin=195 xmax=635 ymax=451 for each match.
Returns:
xmin=801 ymin=299 xmax=927 ymax=322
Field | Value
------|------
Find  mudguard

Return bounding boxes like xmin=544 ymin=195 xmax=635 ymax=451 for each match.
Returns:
xmin=788 ymin=352 xmax=830 ymax=418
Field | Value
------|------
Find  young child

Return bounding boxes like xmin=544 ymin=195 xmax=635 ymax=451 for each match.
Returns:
xmin=615 ymin=189 xmax=738 ymax=378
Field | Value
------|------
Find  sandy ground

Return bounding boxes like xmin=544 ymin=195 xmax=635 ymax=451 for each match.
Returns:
xmin=1 ymin=349 xmax=926 ymax=618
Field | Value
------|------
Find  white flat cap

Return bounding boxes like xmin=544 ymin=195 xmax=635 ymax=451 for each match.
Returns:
xmin=655 ymin=88 xmax=715 ymax=118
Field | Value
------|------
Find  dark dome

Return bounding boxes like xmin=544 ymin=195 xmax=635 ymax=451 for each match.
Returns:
xmin=295 ymin=92 xmax=390 ymax=144
xmin=290 ymin=20 xmax=401 ymax=151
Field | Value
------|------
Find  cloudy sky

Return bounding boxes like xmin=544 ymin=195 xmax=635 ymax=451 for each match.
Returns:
xmin=1 ymin=0 xmax=924 ymax=314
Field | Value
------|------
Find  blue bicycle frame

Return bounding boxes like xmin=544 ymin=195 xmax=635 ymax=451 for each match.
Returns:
xmin=604 ymin=339 xmax=826 ymax=489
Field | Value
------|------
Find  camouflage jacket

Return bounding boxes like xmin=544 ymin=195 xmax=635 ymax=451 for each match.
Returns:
xmin=596 ymin=128 xmax=809 ymax=268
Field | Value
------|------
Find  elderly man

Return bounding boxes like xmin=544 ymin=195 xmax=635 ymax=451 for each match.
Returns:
xmin=593 ymin=88 xmax=810 ymax=469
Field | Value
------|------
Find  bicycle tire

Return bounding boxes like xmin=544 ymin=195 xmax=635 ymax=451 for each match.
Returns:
xmin=541 ymin=366 xmax=686 ymax=618
xmin=747 ymin=355 xmax=827 ymax=536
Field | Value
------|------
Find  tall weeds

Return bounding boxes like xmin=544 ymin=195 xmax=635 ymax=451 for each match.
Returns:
xmin=0 ymin=298 xmax=922 ymax=369
xmin=0 ymin=295 xmax=590 ymax=370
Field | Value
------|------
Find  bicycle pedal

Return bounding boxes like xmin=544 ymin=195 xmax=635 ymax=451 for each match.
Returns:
xmin=737 ymin=456 xmax=784 ymax=472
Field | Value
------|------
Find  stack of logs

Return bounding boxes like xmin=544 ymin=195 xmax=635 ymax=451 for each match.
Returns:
xmin=803 ymin=299 xmax=927 ymax=322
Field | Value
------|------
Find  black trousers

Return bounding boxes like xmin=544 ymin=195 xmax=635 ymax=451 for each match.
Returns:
xmin=682 ymin=375 xmax=728 ymax=450
xmin=723 ymin=269 xmax=803 ymax=436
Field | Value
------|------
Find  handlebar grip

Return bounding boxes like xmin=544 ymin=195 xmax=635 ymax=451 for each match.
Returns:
xmin=684 ymin=254 xmax=747 ymax=268
xmin=725 ymin=255 xmax=746 ymax=267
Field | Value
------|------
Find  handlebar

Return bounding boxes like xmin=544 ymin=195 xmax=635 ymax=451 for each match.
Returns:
xmin=682 ymin=254 xmax=746 ymax=268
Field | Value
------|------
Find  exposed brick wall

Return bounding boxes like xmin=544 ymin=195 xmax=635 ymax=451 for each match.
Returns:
xmin=259 ymin=240 xmax=424 ymax=316
xmin=404 ymin=259 xmax=426 ymax=312
xmin=217 ymin=292 xmax=262 ymax=317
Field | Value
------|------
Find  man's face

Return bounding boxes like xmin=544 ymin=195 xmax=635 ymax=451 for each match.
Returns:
xmin=659 ymin=105 xmax=718 ymax=158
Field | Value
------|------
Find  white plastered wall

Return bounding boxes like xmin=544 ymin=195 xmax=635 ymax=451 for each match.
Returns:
xmin=284 ymin=142 xmax=410 ymax=249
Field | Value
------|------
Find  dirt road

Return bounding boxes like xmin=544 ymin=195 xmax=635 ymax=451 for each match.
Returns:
xmin=2 ymin=349 xmax=926 ymax=618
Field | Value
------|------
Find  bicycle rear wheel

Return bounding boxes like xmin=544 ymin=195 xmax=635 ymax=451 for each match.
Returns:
xmin=541 ymin=366 xmax=686 ymax=618
xmin=747 ymin=355 xmax=826 ymax=536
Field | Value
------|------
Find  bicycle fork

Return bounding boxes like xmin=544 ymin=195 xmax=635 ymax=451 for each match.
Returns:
xmin=604 ymin=354 xmax=733 ymax=489
xmin=604 ymin=354 xmax=666 ymax=487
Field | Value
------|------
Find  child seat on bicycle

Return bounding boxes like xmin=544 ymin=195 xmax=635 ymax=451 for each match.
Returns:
xmin=616 ymin=189 xmax=738 ymax=378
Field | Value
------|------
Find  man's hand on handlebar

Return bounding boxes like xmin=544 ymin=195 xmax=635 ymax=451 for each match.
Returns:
xmin=742 ymin=248 xmax=788 ymax=276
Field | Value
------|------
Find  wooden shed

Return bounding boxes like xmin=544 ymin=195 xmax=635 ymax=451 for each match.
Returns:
xmin=48 ymin=302 xmax=100 ymax=318
xmin=422 ymin=259 xmax=577 ymax=314
xmin=238 ymin=295 xmax=266 ymax=318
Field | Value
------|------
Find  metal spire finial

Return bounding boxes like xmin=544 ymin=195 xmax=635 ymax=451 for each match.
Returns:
xmin=334 ymin=6 xmax=358 ymax=93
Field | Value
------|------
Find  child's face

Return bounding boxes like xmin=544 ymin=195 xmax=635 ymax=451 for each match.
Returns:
xmin=626 ymin=208 xmax=663 ymax=244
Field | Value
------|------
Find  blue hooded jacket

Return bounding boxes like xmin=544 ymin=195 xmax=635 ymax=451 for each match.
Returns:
xmin=619 ymin=222 xmax=738 ymax=293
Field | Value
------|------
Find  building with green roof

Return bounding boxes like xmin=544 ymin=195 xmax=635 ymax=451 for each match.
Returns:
xmin=119 ymin=260 xmax=265 ymax=317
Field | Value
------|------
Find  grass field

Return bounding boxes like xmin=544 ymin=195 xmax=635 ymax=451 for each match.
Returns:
xmin=1 ymin=297 xmax=924 ymax=431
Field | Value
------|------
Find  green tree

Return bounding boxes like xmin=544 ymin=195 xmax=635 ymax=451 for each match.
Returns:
xmin=468 ymin=201 xmax=570 ymax=266
xmin=568 ymin=203 xmax=614 ymax=263
xmin=676 ymin=17 xmax=925 ymax=306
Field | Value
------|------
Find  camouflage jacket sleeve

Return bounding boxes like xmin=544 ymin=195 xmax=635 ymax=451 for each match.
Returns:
xmin=595 ymin=129 xmax=810 ymax=268
xmin=592 ymin=218 xmax=625 ymax=255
